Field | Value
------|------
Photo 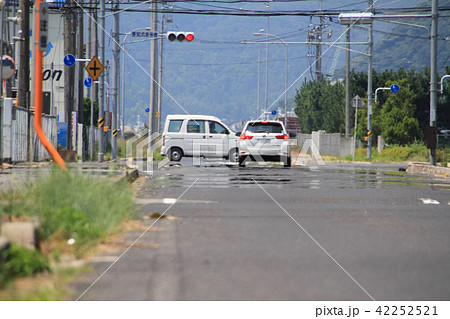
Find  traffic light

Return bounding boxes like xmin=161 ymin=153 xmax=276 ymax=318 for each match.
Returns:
xmin=166 ymin=31 xmax=195 ymax=42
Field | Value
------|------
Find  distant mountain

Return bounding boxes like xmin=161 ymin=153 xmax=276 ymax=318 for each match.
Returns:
xmin=113 ymin=0 xmax=438 ymax=128
xmin=336 ymin=0 xmax=450 ymax=76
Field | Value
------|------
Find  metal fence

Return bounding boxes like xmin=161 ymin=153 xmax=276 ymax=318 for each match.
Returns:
xmin=2 ymin=98 xmax=57 ymax=163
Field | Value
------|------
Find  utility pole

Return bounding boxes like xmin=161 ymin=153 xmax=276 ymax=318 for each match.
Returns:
xmin=264 ymin=18 xmax=269 ymax=118
xmin=64 ymin=0 xmax=76 ymax=150
xmin=105 ymin=60 xmax=109 ymax=132
xmin=157 ymin=7 xmax=164 ymax=133
xmin=91 ymin=0 xmax=98 ymax=160
xmin=307 ymin=17 xmax=328 ymax=81
xmin=0 ymin=1 xmax=4 ymax=166
xmin=429 ymin=0 xmax=438 ymax=165
xmin=19 ymin=0 xmax=31 ymax=160
xmin=315 ymin=17 xmax=322 ymax=80
xmin=345 ymin=26 xmax=351 ymax=137
xmin=367 ymin=0 xmax=374 ymax=161
xmin=98 ymin=0 xmax=105 ymax=162
xmin=112 ymin=0 xmax=119 ymax=159
xmin=77 ymin=0 xmax=84 ymax=126
xmin=87 ymin=0 xmax=93 ymax=160
xmin=149 ymin=0 xmax=158 ymax=141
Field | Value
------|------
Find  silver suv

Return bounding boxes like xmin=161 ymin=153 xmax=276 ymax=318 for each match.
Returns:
xmin=239 ymin=120 xmax=291 ymax=167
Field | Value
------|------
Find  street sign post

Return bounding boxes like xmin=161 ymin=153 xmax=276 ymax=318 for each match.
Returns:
xmin=375 ymin=84 xmax=400 ymax=102
xmin=351 ymin=95 xmax=365 ymax=109
xmin=85 ymin=56 xmax=104 ymax=81
xmin=352 ymin=95 xmax=365 ymax=162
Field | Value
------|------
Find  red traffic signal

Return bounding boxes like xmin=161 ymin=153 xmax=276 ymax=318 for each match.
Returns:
xmin=166 ymin=32 xmax=194 ymax=42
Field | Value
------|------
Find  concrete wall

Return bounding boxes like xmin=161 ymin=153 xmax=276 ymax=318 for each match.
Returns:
xmin=297 ymin=130 xmax=358 ymax=157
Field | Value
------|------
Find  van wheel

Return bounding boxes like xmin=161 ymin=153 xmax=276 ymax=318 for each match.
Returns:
xmin=228 ymin=148 xmax=239 ymax=162
xmin=169 ymin=147 xmax=183 ymax=161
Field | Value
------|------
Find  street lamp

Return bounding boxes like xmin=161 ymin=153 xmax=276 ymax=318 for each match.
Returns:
xmin=253 ymin=31 xmax=288 ymax=129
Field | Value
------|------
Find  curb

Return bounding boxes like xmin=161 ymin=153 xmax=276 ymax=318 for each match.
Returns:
xmin=406 ymin=162 xmax=450 ymax=177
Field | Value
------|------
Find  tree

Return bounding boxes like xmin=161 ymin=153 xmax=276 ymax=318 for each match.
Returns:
xmin=294 ymin=79 xmax=345 ymax=133
xmin=83 ymin=97 xmax=99 ymax=127
xmin=379 ymin=79 xmax=422 ymax=145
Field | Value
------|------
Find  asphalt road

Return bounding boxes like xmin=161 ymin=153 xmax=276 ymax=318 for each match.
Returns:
xmin=72 ymin=162 xmax=450 ymax=301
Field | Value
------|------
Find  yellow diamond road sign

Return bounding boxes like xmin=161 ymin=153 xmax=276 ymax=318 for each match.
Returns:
xmin=86 ymin=56 xmax=104 ymax=81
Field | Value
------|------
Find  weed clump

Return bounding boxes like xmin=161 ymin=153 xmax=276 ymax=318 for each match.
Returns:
xmin=1 ymin=168 xmax=135 ymax=256
xmin=0 ymin=245 xmax=50 ymax=287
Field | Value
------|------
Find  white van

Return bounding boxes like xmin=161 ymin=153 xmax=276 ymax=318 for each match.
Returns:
xmin=160 ymin=115 xmax=240 ymax=162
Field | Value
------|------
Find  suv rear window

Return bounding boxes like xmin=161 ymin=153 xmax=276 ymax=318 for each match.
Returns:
xmin=168 ymin=120 xmax=183 ymax=132
xmin=245 ymin=122 xmax=283 ymax=134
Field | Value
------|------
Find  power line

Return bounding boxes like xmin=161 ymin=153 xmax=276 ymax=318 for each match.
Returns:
xmin=69 ymin=2 xmax=450 ymax=17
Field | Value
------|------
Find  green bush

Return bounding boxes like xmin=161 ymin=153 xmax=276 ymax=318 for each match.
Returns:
xmin=0 ymin=245 xmax=50 ymax=287
xmin=380 ymin=147 xmax=414 ymax=161
xmin=350 ymin=143 xmax=435 ymax=163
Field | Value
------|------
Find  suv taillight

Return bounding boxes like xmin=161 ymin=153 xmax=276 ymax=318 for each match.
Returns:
xmin=240 ymin=134 xmax=253 ymax=140
xmin=275 ymin=134 xmax=289 ymax=140
xmin=163 ymin=135 xmax=165 ymax=146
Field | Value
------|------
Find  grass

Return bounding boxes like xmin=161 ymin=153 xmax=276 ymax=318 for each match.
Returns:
xmin=0 ymin=265 xmax=91 ymax=300
xmin=0 ymin=167 xmax=136 ymax=299
xmin=0 ymin=168 xmax=136 ymax=257
xmin=343 ymin=143 xmax=450 ymax=164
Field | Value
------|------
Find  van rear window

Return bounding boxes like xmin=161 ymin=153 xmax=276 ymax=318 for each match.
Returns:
xmin=168 ymin=120 xmax=183 ymax=132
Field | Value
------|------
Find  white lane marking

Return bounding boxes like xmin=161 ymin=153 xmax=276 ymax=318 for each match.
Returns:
xmin=136 ymin=198 xmax=217 ymax=205
xmin=418 ymin=198 xmax=440 ymax=205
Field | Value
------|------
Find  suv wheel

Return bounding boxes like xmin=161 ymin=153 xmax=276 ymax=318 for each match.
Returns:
xmin=169 ymin=147 xmax=183 ymax=161
xmin=283 ymin=156 xmax=291 ymax=168
xmin=238 ymin=155 xmax=247 ymax=167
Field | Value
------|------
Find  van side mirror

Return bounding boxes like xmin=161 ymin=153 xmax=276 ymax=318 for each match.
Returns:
xmin=235 ymin=132 xmax=241 ymax=137
xmin=289 ymin=132 xmax=297 ymax=138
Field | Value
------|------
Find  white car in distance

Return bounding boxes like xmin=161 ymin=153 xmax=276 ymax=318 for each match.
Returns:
xmin=239 ymin=120 xmax=291 ymax=167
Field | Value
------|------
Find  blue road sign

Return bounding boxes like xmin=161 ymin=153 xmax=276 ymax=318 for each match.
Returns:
xmin=271 ymin=110 xmax=277 ymax=116
xmin=131 ymin=31 xmax=158 ymax=38
xmin=145 ymin=108 xmax=150 ymax=113
xmin=64 ymin=54 xmax=75 ymax=67
xmin=57 ymin=122 xmax=68 ymax=148
xmin=84 ymin=78 xmax=92 ymax=87
xmin=390 ymin=84 xmax=400 ymax=93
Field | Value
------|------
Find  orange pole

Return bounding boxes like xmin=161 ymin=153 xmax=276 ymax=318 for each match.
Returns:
xmin=34 ymin=0 xmax=67 ymax=170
